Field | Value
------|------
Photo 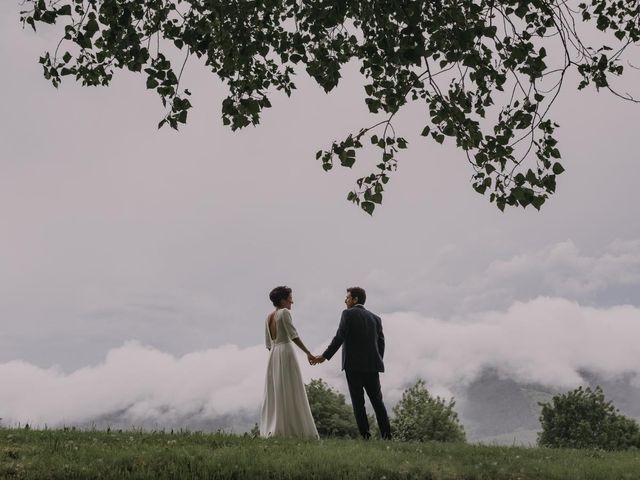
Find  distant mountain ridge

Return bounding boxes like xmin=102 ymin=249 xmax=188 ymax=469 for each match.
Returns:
xmin=458 ymin=369 xmax=640 ymax=445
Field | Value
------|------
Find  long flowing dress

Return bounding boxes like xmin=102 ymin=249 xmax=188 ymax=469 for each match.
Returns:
xmin=259 ymin=308 xmax=319 ymax=439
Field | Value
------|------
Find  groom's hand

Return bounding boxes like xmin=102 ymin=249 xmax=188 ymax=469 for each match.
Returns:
xmin=314 ymin=355 xmax=326 ymax=364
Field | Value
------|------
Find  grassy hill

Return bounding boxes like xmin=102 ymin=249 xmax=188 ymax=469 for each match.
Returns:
xmin=2 ymin=427 xmax=639 ymax=479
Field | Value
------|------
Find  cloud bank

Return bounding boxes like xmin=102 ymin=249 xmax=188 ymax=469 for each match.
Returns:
xmin=2 ymin=297 xmax=640 ymax=429
xmin=369 ymin=239 xmax=640 ymax=317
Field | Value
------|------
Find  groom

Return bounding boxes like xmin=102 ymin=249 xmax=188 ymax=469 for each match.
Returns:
xmin=313 ymin=287 xmax=392 ymax=440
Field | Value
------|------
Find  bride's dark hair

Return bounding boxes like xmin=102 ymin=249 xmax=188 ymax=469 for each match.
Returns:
xmin=269 ymin=286 xmax=292 ymax=307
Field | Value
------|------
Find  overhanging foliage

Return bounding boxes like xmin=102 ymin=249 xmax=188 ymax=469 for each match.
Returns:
xmin=20 ymin=0 xmax=640 ymax=213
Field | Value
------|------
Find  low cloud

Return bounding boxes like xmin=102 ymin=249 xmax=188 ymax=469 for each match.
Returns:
xmin=383 ymin=297 xmax=640 ymax=398
xmin=0 ymin=343 xmax=267 ymax=428
xmin=2 ymin=297 xmax=640 ymax=429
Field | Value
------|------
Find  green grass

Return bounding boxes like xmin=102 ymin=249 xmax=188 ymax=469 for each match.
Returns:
xmin=1 ymin=427 xmax=639 ymax=479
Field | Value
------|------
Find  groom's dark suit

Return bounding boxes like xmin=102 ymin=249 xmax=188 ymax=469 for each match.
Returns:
xmin=322 ymin=305 xmax=391 ymax=439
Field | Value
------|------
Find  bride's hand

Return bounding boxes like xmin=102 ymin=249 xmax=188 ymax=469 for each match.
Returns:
xmin=307 ymin=353 xmax=316 ymax=365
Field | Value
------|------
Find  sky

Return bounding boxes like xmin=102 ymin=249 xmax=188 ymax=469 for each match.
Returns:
xmin=1 ymin=3 xmax=640 ymax=430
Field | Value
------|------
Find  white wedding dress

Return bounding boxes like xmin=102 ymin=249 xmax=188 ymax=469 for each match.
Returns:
xmin=259 ymin=308 xmax=319 ymax=439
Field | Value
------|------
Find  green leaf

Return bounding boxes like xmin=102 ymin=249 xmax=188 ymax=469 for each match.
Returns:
xmin=531 ymin=195 xmax=546 ymax=210
xmin=41 ymin=10 xmax=56 ymax=24
xmin=361 ymin=201 xmax=375 ymax=215
xmin=146 ymin=77 xmax=159 ymax=89
xmin=484 ymin=25 xmax=497 ymax=38
xmin=432 ymin=132 xmax=445 ymax=144
xmin=474 ymin=183 xmax=487 ymax=194
xmin=58 ymin=5 xmax=72 ymax=16
xmin=85 ymin=18 xmax=99 ymax=39
xmin=525 ymin=169 xmax=537 ymax=185
xmin=552 ymin=162 xmax=565 ymax=174
xmin=77 ymin=33 xmax=91 ymax=49
xmin=341 ymin=154 xmax=356 ymax=168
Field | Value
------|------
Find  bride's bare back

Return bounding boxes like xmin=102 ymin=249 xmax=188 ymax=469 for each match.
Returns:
xmin=268 ymin=310 xmax=278 ymax=340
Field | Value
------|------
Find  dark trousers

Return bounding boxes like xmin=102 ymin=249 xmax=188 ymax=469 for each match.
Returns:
xmin=345 ymin=370 xmax=392 ymax=439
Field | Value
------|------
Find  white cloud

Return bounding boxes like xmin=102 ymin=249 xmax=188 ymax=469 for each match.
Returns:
xmin=383 ymin=298 xmax=640 ymax=397
xmin=483 ymin=239 xmax=640 ymax=298
xmin=369 ymin=239 xmax=640 ymax=317
xmin=0 ymin=342 xmax=267 ymax=427
xmin=3 ymin=297 xmax=640 ymax=429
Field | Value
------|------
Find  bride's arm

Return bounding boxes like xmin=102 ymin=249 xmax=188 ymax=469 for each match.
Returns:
xmin=292 ymin=337 xmax=315 ymax=363
xmin=265 ymin=320 xmax=271 ymax=351
xmin=292 ymin=337 xmax=311 ymax=355
xmin=282 ymin=309 xmax=315 ymax=362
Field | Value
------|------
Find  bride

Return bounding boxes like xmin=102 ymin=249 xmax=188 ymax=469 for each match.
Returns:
xmin=259 ymin=286 xmax=319 ymax=439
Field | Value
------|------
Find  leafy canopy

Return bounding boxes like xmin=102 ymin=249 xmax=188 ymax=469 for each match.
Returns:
xmin=20 ymin=0 xmax=640 ymax=214
xmin=538 ymin=385 xmax=640 ymax=450
xmin=392 ymin=379 xmax=466 ymax=442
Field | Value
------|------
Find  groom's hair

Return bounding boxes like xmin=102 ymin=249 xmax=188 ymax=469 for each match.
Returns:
xmin=269 ymin=286 xmax=292 ymax=307
xmin=347 ymin=287 xmax=366 ymax=305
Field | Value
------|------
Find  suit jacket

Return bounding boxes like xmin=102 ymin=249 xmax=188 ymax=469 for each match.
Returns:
xmin=322 ymin=305 xmax=385 ymax=372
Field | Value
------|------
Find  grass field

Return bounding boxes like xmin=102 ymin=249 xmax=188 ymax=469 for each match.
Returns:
xmin=1 ymin=427 xmax=639 ymax=479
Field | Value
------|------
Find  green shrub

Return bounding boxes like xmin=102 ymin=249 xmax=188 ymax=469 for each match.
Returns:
xmin=306 ymin=378 xmax=360 ymax=438
xmin=538 ymin=386 xmax=640 ymax=450
xmin=391 ymin=379 xmax=466 ymax=442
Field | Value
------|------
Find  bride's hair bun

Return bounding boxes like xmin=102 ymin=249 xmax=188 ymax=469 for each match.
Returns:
xmin=269 ymin=286 xmax=292 ymax=307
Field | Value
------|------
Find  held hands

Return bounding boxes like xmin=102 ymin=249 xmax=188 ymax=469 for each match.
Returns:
xmin=307 ymin=354 xmax=326 ymax=366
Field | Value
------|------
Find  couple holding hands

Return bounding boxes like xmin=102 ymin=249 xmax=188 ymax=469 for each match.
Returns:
xmin=259 ymin=286 xmax=392 ymax=440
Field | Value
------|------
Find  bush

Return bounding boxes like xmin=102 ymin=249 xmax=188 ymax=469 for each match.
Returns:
xmin=538 ymin=386 xmax=640 ymax=450
xmin=306 ymin=379 xmax=360 ymax=438
xmin=392 ymin=380 xmax=466 ymax=442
